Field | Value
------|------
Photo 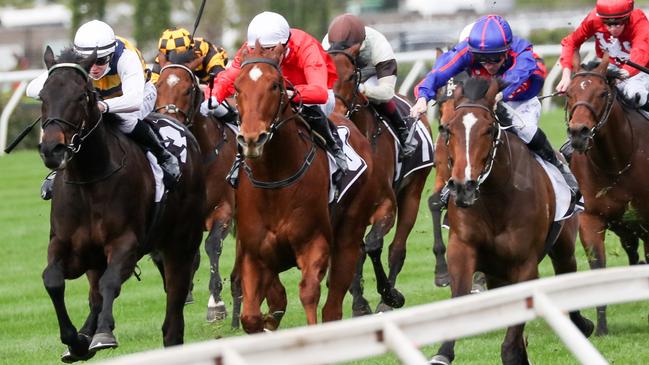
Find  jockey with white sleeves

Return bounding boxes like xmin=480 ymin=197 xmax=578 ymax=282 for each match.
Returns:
xmin=322 ymin=13 xmax=418 ymax=157
xmin=556 ymin=0 xmax=649 ymax=110
xmin=27 ymin=20 xmax=179 ymax=199
xmin=410 ymin=14 xmax=579 ymax=196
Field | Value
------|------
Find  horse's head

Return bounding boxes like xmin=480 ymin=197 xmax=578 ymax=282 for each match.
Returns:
xmin=329 ymin=44 xmax=365 ymax=116
xmin=565 ymin=55 xmax=620 ymax=152
xmin=155 ymin=51 xmax=204 ymax=125
xmin=436 ymin=71 xmax=469 ymax=125
xmin=234 ymin=42 xmax=290 ymax=158
xmin=440 ymin=77 xmax=502 ymax=207
xmin=39 ymin=46 xmax=100 ymax=169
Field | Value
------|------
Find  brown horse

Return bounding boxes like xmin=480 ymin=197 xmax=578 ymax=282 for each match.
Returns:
xmin=429 ymin=77 xmax=592 ymax=365
xmin=565 ymin=55 xmax=649 ymax=336
xmin=329 ymin=45 xmax=430 ymax=314
xmin=154 ymin=51 xmax=238 ymax=324
xmin=233 ymin=43 xmax=394 ymax=333
xmin=38 ymin=47 xmax=204 ymax=362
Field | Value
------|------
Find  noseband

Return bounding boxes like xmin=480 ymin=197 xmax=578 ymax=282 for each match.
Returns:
xmin=449 ymin=103 xmax=502 ymax=186
xmin=328 ymin=50 xmax=366 ymax=118
xmin=155 ymin=64 xmax=201 ymax=126
xmin=42 ymin=63 xmax=103 ymax=154
xmin=565 ymin=71 xmax=616 ymax=146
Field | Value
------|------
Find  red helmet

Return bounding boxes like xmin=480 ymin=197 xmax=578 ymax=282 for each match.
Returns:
xmin=596 ymin=0 xmax=634 ymax=18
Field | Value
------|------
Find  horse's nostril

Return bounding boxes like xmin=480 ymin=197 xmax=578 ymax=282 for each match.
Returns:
xmin=236 ymin=134 xmax=246 ymax=146
xmin=257 ymin=132 xmax=269 ymax=145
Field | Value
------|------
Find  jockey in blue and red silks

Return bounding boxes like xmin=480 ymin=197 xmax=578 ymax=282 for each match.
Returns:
xmin=410 ymin=14 xmax=579 ymax=197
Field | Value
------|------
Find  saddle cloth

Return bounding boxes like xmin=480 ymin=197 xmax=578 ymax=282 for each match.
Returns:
xmin=534 ymin=155 xmax=584 ymax=221
xmin=328 ymin=125 xmax=368 ymax=203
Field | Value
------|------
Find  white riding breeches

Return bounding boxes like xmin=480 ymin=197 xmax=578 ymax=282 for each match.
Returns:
xmin=617 ymin=71 xmax=649 ymax=106
xmin=502 ymin=97 xmax=542 ymax=144
xmin=117 ymin=81 xmax=158 ymax=134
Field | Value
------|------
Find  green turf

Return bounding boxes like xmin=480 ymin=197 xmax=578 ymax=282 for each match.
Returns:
xmin=0 ymin=108 xmax=647 ymax=364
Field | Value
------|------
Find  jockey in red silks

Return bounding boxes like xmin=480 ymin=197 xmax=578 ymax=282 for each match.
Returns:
xmin=556 ymin=0 xmax=649 ymax=109
xmin=203 ymin=11 xmax=347 ymax=171
xmin=410 ymin=14 xmax=578 ymax=197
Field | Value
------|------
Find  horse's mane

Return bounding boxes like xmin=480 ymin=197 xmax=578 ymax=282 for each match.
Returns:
xmin=167 ymin=50 xmax=196 ymax=65
xmin=56 ymin=47 xmax=85 ymax=64
xmin=102 ymin=113 xmax=126 ymax=132
xmin=581 ymin=60 xmax=626 ymax=82
xmin=461 ymin=77 xmax=506 ymax=102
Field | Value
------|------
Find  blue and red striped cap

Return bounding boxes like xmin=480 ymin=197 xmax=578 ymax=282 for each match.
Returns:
xmin=468 ymin=15 xmax=513 ymax=54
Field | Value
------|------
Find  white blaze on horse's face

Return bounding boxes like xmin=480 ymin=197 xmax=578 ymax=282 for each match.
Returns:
xmin=248 ymin=65 xmax=263 ymax=82
xmin=166 ymin=74 xmax=180 ymax=87
xmin=462 ymin=112 xmax=478 ymax=182
xmin=580 ymin=79 xmax=591 ymax=91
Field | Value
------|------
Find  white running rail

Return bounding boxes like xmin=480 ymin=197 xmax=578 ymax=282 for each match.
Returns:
xmin=95 ymin=266 xmax=649 ymax=365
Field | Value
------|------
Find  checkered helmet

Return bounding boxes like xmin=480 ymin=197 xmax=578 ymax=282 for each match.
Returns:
xmin=158 ymin=27 xmax=194 ymax=54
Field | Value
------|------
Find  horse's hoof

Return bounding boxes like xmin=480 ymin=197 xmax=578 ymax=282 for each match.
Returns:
xmin=595 ymin=326 xmax=609 ymax=336
xmin=434 ymin=272 xmax=450 ymax=287
xmin=352 ymin=302 xmax=372 ymax=317
xmin=375 ymin=302 xmax=394 ymax=313
xmin=578 ymin=318 xmax=595 ymax=338
xmin=206 ymin=301 xmax=228 ymax=322
xmin=60 ymin=348 xmax=96 ymax=364
xmin=429 ymin=354 xmax=451 ymax=365
xmin=185 ymin=291 xmax=194 ymax=305
xmin=89 ymin=332 xmax=118 ymax=352
xmin=470 ymin=272 xmax=487 ymax=294
xmin=382 ymin=288 xmax=405 ymax=308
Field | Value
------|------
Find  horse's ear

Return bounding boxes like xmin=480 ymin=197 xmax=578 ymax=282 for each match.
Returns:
xmin=598 ymin=53 xmax=610 ymax=73
xmin=241 ymin=46 xmax=250 ymax=61
xmin=348 ymin=43 xmax=362 ymax=57
xmin=572 ymin=50 xmax=582 ymax=73
xmin=44 ymin=46 xmax=56 ymax=69
xmin=272 ymin=43 xmax=286 ymax=60
xmin=80 ymin=49 xmax=97 ymax=71
xmin=158 ymin=51 xmax=169 ymax=67
xmin=453 ymin=83 xmax=464 ymax=100
xmin=188 ymin=55 xmax=205 ymax=70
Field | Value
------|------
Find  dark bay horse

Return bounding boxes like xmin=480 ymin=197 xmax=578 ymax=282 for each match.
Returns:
xmin=565 ymin=55 xmax=649 ymax=335
xmin=329 ymin=44 xmax=429 ymax=315
xmin=38 ymin=47 xmax=204 ymax=362
xmin=155 ymin=51 xmax=238 ymax=324
xmin=233 ymin=43 xmax=387 ymax=333
xmin=430 ymin=77 xmax=592 ymax=365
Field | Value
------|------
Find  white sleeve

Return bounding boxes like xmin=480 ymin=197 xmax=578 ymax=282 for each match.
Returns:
xmin=363 ymin=75 xmax=396 ymax=102
xmin=365 ymin=27 xmax=396 ymax=66
xmin=104 ymin=49 xmax=145 ymax=114
xmin=26 ymin=71 xmax=48 ymax=99
xmin=322 ymin=34 xmax=331 ymax=50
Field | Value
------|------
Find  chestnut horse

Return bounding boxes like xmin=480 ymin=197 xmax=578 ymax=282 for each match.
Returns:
xmin=430 ymin=77 xmax=592 ymax=365
xmin=329 ymin=45 xmax=429 ymax=315
xmin=154 ymin=51 xmax=238 ymax=324
xmin=38 ymin=47 xmax=204 ymax=362
xmin=565 ymin=55 xmax=649 ymax=335
xmin=233 ymin=43 xmax=397 ymax=333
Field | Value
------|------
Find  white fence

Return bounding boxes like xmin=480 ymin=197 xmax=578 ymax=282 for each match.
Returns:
xmin=0 ymin=43 xmax=595 ymax=156
xmin=95 ymin=265 xmax=649 ymax=365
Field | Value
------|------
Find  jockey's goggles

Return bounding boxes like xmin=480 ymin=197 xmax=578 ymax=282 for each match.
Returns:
xmin=94 ymin=54 xmax=112 ymax=66
xmin=474 ymin=52 xmax=506 ymax=65
xmin=602 ymin=16 xmax=629 ymax=26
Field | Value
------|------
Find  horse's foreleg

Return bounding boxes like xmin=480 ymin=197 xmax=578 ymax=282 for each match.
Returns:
xmin=78 ymin=270 xmax=102 ymax=337
xmin=230 ymin=246 xmax=242 ymax=329
xmin=501 ymin=324 xmax=529 ymax=365
xmin=161 ymin=247 xmax=196 ymax=346
xmin=578 ymin=213 xmax=608 ymax=336
xmin=349 ymin=246 xmax=371 ymax=317
xmin=43 ymin=259 xmax=93 ymax=360
xmin=205 ymin=218 xmax=231 ymax=322
xmin=90 ymin=235 xmax=139 ymax=351
xmin=240 ymin=253 xmax=271 ymax=333
xmin=263 ymin=275 xmax=287 ymax=331
xmin=325 ymin=226 xmax=364 ymax=322
xmin=609 ymin=222 xmax=640 ymax=265
xmin=428 ymin=191 xmax=450 ymax=287
xmin=297 ymin=235 xmax=329 ymax=325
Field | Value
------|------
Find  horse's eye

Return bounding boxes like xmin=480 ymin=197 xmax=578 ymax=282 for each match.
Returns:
xmin=271 ymin=82 xmax=279 ymax=91
xmin=599 ymin=91 xmax=609 ymax=98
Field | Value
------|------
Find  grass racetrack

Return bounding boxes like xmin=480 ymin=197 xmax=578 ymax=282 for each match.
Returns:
xmin=1 ymin=108 xmax=648 ymax=364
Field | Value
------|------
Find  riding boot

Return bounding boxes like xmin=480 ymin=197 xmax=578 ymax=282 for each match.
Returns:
xmin=528 ymin=129 xmax=579 ymax=195
xmin=301 ymin=105 xmax=348 ymax=173
xmin=559 ymin=138 xmax=574 ymax=163
xmin=375 ymin=99 xmax=418 ymax=158
xmin=128 ymin=119 xmax=181 ymax=183
xmin=40 ymin=170 xmax=56 ymax=200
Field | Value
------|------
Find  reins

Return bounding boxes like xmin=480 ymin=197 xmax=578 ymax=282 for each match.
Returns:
xmin=155 ymin=63 xmax=202 ymax=127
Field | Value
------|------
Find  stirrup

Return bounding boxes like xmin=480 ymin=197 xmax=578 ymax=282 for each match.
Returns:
xmin=440 ymin=184 xmax=450 ymax=206
xmin=159 ymin=150 xmax=181 ymax=183
xmin=41 ymin=171 xmax=56 ymax=200
xmin=333 ymin=149 xmax=348 ymax=173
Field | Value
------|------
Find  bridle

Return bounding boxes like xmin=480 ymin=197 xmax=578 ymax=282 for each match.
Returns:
xmin=445 ymin=102 xmax=502 ymax=187
xmin=230 ymin=57 xmax=317 ymax=189
xmin=564 ymin=70 xmax=616 ymax=150
xmin=328 ymin=50 xmax=367 ymax=118
xmin=155 ymin=63 xmax=202 ymax=126
xmin=42 ymin=63 xmax=103 ymax=154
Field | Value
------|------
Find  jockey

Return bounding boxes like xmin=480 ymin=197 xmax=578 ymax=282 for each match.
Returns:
xmin=26 ymin=20 xmax=180 ymax=200
xmin=556 ymin=0 xmax=649 ymax=109
xmin=150 ymin=27 xmax=238 ymax=125
xmin=410 ymin=14 xmax=579 ymax=196
xmin=203 ymin=11 xmax=347 ymax=171
xmin=322 ymin=13 xmax=417 ymax=157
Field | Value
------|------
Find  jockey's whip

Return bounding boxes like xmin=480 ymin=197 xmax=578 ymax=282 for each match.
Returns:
xmin=615 ymin=57 xmax=649 ymax=76
xmin=538 ymin=91 xmax=561 ymax=100
xmin=3 ymin=116 xmax=40 ymax=154
xmin=191 ymin=0 xmax=207 ymax=40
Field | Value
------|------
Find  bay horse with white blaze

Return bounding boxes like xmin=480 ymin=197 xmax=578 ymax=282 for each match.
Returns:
xmin=233 ymin=43 xmax=386 ymax=333
xmin=430 ymin=77 xmax=592 ymax=365
xmin=329 ymin=44 xmax=429 ymax=314
xmin=155 ymin=51 xmax=238 ymax=324
xmin=38 ymin=47 xmax=204 ymax=362
xmin=565 ymin=55 xmax=649 ymax=336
